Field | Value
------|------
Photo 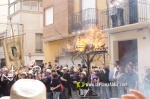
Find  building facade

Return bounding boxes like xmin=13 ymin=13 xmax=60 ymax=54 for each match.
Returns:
xmin=100 ymin=0 xmax=150 ymax=81
xmin=43 ymin=0 xmax=107 ymax=67
xmin=0 ymin=0 xmax=8 ymax=68
xmin=43 ymin=0 xmax=150 ymax=80
xmin=7 ymin=0 xmax=44 ymax=66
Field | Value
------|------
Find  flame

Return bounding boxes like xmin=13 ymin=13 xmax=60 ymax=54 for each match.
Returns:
xmin=65 ymin=26 xmax=108 ymax=53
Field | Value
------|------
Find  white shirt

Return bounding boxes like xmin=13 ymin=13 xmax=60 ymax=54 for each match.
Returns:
xmin=110 ymin=0 xmax=124 ymax=7
xmin=113 ymin=67 xmax=118 ymax=79
xmin=109 ymin=0 xmax=125 ymax=15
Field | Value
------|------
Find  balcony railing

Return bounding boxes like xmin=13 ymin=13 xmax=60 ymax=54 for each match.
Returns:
xmin=100 ymin=0 xmax=149 ymax=30
xmin=71 ymin=8 xmax=99 ymax=32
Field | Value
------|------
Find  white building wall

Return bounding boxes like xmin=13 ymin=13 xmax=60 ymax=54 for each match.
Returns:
xmin=106 ymin=22 xmax=150 ymax=82
xmin=7 ymin=11 xmax=44 ymax=66
xmin=58 ymin=56 xmax=82 ymax=68
xmin=0 ymin=0 xmax=8 ymax=33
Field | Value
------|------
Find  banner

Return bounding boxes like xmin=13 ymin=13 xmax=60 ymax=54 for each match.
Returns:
xmin=2 ymin=35 xmax=24 ymax=70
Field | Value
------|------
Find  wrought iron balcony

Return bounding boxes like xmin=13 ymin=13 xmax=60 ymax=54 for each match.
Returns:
xmin=71 ymin=8 xmax=99 ymax=32
xmin=100 ymin=0 xmax=149 ymax=30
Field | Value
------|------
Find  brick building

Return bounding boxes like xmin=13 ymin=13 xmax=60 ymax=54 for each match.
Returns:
xmin=43 ymin=0 xmax=107 ymax=67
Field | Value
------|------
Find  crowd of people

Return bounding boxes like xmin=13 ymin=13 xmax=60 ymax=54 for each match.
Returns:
xmin=0 ymin=61 xmax=149 ymax=99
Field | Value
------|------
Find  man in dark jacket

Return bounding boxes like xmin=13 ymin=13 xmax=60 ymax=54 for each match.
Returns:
xmin=99 ymin=64 xmax=110 ymax=99
xmin=5 ymin=73 xmax=15 ymax=96
xmin=60 ymin=67 xmax=70 ymax=99
xmin=41 ymin=69 xmax=53 ymax=99
xmin=70 ymin=69 xmax=80 ymax=99
xmin=0 ymin=68 xmax=9 ymax=96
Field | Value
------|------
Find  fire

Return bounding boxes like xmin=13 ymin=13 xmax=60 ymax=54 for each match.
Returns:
xmin=63 ymin=26 xmax=108 ymax=54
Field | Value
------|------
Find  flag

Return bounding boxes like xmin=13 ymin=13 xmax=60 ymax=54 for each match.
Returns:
xmin=2 ymin=35 xmax=24 ymax=70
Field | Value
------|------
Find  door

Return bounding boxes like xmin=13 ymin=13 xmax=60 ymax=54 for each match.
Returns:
xmin=118 ymin=39 xmax=138 ymax=66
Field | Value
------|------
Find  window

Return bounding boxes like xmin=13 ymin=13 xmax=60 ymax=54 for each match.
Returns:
xmin=82 ymin=0 xmax=96 ymax=10
xmin=31 ymin=2 xmax=38 ymax=11
xmin=35 ymin=33 xmax=43 ymax=53
xmin=15 ymin=2 xmax=20 ymax=12
xmin=10 ymin=0 xmax=16 ymax=4
xmin=10 ymin=5 xmax=15 ymax=15
xmin=39 ymin=2 xmax=43 ymax=12
xmin=1 ymin=59 xmax=6 ymax=68
xmin=22 ymin=1 xmax=30 ymax=10
xmin=82 ymin=0 xmax=96 ymax=27
xmin=0 ymin=38 xmax=2 ymax=47
xmin=45 ymin=7 xmax=53 ymax=26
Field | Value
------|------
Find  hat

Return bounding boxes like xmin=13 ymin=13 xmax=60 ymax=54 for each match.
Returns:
xmin=0 ymin=79 xmax=46 ymax=99
xmin=0 ymin=96 xmax=10 ymax=99
xmin=94 ymin=68 xmax=99 ymax=71
xmin=81 ymin=71 xmax=86 ymax=76
xmin=46 ymin=69 xmax=51 ymax=73
xmin=3 ymin=68 xmax=8 ymax=71
xmin=7 ymin=74 xmax=13 ymax=78
xmin=74 ymin=69 xmax=78 ymax=72
xmin=28 ymin=70 xmax=33 ymax=75
xmin=21 ymin=72 xmax=27 ymax=76
xmin=63 ymin=66 xmax=68 ymax=70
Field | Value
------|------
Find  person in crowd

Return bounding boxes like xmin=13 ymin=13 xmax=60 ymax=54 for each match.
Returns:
xmin=0 ymin=68 xmax=9 ymax=96
xmin=78 ymin=71 xmax=88 ymax=96
xmin=16 ymin=70 xmax=23 ymax=80
xmin=44 ymin=63 xmax=48 ymax=68
xmin=70 ymin=69 xmax=80 ymax=99
xmin=54 ymin=60 xmax=59 ymax=69
xmin=99 ymin=64 xmax=110 ymax=99
xmin=116 ymin=66 xmax=126 ymax=98
xmin=20 ymin=72 xmax=27 ymax=79
xmin=56 ymin=67 xmax=63 ymax=77
xmin=110 ymin=61 xmax=119 ymax=98
xmin=0 ymin=72 xmax=3 ymax=98
xmin=59 ymin=66 xmax=63 ymax=71
xmin=51 ymin=72 xmax=61 ymax=99
xmin=36 ymin=73 xmax=43 ymax=81
xmin=91 ymin=68 xmax=100 ymax=95
xmin=77 ymin=67 xmax=82 ymax=74
xmin=126 ymin=63 xmax=138 ymax=93
xmin=40 ymin=63 xmax=44 ymax=73
xmin=42 ymin=63 xmax=47 ymax=73
xmin=48 ymin=62 xmax=52 ymax=69
xmin=77 ymin=64 xmax=81 ymax=68
xmin=109 ymin=65 xmax=114 ymax=98
xmin=110 ymin=0 xmax=118 ymax=27
xmin=60 ymin=67 xmax=70 ymax=99
xmin=133 ymin=63 xmax=138 ymax=74
xmin=69 ymin=66 xmax=74 ymax=75
xmin=110 ymin=0 xmax=125 ymax=27
xmin=81 ymin=63 xmax=87 ymax=71
xmin=5 ymin=73 xmax=15 ymax=96
xmin=69 ymin=66 xmax=74 ymax=98
xmin=143 ymin=67 xmax=150 ymax=98
xmin=27 ymin=71 xmax=34 ymax=79
xmin=43 ymin=69 xmax=52 ymax=99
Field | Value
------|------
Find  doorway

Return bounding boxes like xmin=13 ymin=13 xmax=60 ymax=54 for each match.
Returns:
xmin=118 ymin=39 xmax=138 ymax=66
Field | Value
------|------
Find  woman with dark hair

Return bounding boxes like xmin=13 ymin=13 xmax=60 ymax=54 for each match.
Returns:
xmin=51 ymin=72 xmax=61 ymax=99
